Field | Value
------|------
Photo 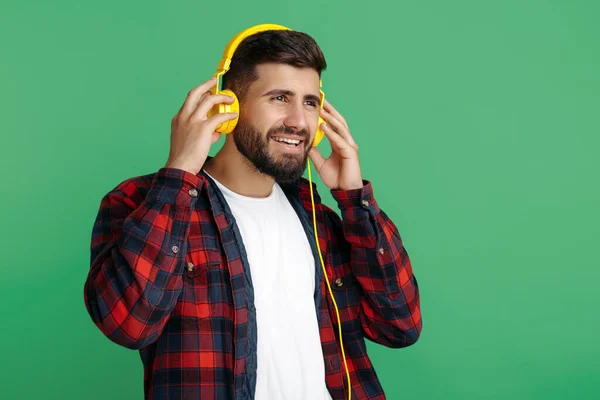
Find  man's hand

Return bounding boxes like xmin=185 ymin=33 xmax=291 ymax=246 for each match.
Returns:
xmin=308 ymin=99 xmax=364 ymax=191
xmin=165 ymin=77 xmax=238 ymax=175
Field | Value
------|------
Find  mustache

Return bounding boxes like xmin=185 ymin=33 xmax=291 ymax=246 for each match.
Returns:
xmin=267 ymin=125 xmax=309 ymax=141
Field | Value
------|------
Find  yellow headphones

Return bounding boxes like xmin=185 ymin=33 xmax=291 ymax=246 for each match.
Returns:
xmin=209 ymin=24 xmax=352 ymax=399
xmin=207 ymin=23 xmax=326 ymax=147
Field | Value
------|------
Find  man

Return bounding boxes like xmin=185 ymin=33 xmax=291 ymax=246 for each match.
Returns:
xmin=84 ymin=28 xmax=422 ymax=400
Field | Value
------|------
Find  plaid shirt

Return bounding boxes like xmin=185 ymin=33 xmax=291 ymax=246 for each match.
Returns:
xmin=84 ymin=161 xmax=422 ymax=400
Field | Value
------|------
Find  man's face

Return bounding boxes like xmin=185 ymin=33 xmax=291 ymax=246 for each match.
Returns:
xmin=232 ymin=63 xmax=321 ymax=183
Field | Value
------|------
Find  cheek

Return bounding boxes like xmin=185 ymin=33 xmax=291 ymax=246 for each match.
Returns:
xmin=256 ymin=104 xmax=286 ymax=125
xmin=250 ymin=110 xmax=278 ymax=132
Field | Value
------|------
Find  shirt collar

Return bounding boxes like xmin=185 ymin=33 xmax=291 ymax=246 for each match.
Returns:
xmin=198 ymin=156 xmax=323 ymax=206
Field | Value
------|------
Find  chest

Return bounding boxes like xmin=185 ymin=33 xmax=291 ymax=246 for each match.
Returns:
xmin=177 ymin=189 xmax=325 ymax=319
xmin=227 ymin=194 xmax=315 ymax=288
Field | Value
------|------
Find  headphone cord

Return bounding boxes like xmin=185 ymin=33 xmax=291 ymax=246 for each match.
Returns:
xmin=307 ymin=159 xmax=352 ymax=400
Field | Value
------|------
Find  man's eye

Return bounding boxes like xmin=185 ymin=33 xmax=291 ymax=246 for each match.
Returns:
xmin=305 ymin=101 xmax=318 ymax=107
xmin=273 ymin=95 xmax=285 ymax=101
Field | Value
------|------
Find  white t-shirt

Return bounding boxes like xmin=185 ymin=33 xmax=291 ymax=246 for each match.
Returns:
xmin=206 ymin=172 xmax=333 ymax=400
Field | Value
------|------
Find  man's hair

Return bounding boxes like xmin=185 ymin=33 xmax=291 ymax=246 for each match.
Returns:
xmin=222 ymin=30 xmax=327 ymax=101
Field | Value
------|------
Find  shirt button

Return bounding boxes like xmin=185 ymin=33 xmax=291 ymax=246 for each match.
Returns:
xmin=379 ymin=247 xmax=385 ymax=255
xmin=188 ymin=188 xmax=198 ymax=197
xmin=334 ymin=278 xmax=343 ymax=287
xmin=361 ymin=200 xmax=370 ymax=207
xmin=171 ymin=245 xmax=179 ymax=254
xmin=186 ymin=262 xmax=194 ymax=272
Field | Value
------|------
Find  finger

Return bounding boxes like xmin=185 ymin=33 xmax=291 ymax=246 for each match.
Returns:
xmin=320 ymin=108 xmax=357 ymax=147
xmin=320 ymin=121 xmax=349 ymax=151
xmin=204 ymin=111 xmax=238 ymax=131
xmin=178 ymin=89 xmax=211 ymax=120
xmin=180 ymin=77 xmax=218 ymax=118
xmin=196 ymin=89 xmax=212 ymax=106
xmin=191 ymin=94 xmax=236 ymax=122
xmin=323 ymin=99 xmax=348 ymax=129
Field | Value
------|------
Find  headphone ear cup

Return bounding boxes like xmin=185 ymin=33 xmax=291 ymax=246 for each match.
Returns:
xmin=207 ymin=89 xmax=239 ymax=134
xmin=312 ymin=116 xmax=325 ymax=147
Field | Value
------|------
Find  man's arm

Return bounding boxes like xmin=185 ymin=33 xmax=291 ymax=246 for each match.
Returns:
xmin=83 ymin=168 xmax=202 ymax=349
xmin=326 ymin=180 xmax=422 ymax=348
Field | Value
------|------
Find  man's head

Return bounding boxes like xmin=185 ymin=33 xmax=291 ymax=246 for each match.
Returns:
xmin=221 ymin=30 xmax=327 ymax=183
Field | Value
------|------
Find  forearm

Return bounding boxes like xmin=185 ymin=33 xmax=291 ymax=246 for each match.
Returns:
xmin=331 ymin=180 xmax=422 ymax=347
xmin=350 ymin=224 xmax=421 ymax=347
xmin=84 ymin=168 xmax=202 ymax=349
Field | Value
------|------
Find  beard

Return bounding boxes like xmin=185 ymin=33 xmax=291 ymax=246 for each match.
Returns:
xmin=232 ymin=117 xmax=311 ymax=184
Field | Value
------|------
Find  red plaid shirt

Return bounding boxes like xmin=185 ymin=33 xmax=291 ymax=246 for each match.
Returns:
xmin=84 ymin=162 xmax=422 ymax=399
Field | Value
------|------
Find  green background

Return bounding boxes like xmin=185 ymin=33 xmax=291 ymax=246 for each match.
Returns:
xmin=1 ymin=0 xmax=598 ymax=398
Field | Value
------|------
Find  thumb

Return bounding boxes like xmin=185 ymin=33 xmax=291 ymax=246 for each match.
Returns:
xmin=308 ymin=147 xmax=326 ymax=170
xmin=211 ymin=131 xmax=221 ymax=144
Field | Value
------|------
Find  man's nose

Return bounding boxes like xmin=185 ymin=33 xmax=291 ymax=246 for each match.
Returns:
xmin=283 ymin=102 xmax=309 ymax=131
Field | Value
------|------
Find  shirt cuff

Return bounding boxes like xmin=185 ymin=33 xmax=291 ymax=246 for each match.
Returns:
xmin=330 ymin=180 xmax=379 ymax=220
xmin=146 ymin=167 xmax=204 ymax=207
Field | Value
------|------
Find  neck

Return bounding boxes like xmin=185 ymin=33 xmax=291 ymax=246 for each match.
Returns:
xmin=203 ymin=138 xmax=276 ymax=198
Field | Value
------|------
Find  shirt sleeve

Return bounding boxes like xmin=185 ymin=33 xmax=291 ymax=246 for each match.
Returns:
xmin=83 ymin=168 xmax=202 ymax=349
xmin=328 ymin=180 xmax=422 ymax=348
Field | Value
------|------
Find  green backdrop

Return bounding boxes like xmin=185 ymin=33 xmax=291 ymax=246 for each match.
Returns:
xmin=1 ymin=0 xmax=598 ymax=399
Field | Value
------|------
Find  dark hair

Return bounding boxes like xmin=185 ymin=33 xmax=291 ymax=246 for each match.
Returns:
xmin=222 ymin=30 xmax=327 ymax=101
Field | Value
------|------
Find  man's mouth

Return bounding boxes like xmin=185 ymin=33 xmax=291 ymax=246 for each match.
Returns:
xmin=270 ymin=136 xmax=304 ymax=148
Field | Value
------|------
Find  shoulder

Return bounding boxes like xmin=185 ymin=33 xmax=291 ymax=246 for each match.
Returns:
xmin=98 ymin=171 xmax=158 ymax=210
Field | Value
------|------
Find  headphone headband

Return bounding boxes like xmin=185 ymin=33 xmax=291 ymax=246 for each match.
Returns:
xmin=215 ymin=24 xmax=291 ymax=86
xmin=214 ymin=24 xmax=322 ymax=93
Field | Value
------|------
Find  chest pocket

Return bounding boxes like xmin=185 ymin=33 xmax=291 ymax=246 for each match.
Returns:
xmin=184 ymin=248 xmax=223 ymax=282
xmin=179 ymin=247 xmax=233 ymax=323
xmin=329 ymin=264 xmax=362 ymax=334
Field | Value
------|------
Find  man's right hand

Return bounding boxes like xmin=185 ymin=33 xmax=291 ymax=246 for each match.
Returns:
xmin=165 ymin=77 xmax=238 ymax=175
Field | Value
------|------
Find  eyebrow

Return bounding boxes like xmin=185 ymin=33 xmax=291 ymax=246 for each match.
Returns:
xmin=263 ymin=89 xmax=321 ymax=105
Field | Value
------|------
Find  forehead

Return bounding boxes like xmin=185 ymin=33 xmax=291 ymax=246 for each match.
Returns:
xmin=251 ymin=63 xmax=320 ymax=92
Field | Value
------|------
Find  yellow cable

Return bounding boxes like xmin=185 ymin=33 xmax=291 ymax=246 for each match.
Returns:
xmin=307 ymin=159 xmax=352 ymax=400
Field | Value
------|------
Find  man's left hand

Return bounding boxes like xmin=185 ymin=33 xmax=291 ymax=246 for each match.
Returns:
xmin=308 ymin=99 xmax=364 ymax=191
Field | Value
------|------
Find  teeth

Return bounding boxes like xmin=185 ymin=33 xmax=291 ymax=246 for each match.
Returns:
xmin=273 ymin=137 xmax=301 ymax=145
